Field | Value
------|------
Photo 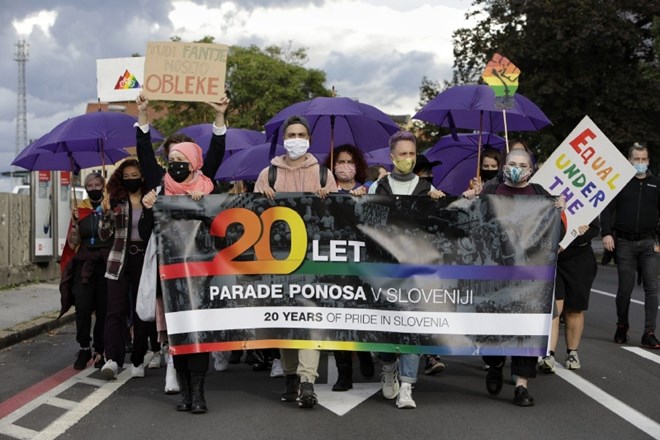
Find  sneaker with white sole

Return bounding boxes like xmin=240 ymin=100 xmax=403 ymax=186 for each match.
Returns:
xmin=565 ymin=350 xmax=581 ymax=370
xmin=101 ymin=359 xmax=118 ymax=380
xmin=396 ymin=382 xmax=416 ymax=409
xmin=147 ymin=351 xmax=162 ymax=369
xmin=270 ymin=358 xmax=284 ymax=377
xmin=380 ymin=366 xmax=400 ymax=400
xmin=164 ymin=355 xmax=180 ymax=394
xmin=537 ymin=355 xmax=556 ymax=374
xmin=131 ymin=363 xmax=145 ymax=378
xmin=212 ymin=351 xmax=229 ymax=372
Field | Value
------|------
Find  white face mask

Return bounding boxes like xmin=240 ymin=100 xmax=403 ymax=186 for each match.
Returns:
xmin=283 ymin=138 xmax=310 ymax=160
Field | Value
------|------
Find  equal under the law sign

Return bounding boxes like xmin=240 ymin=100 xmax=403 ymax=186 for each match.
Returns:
xmin=530 ymin=115 xmax=636 ymax=249
xmin=143 ymin=41 xmax=229 ymax=102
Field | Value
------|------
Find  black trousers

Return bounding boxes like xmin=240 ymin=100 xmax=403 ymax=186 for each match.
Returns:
xmin=483 ymin=356 xmax=538 ymax=379
xmin=104 ymin=247 xmax=158 ymax=367
xmin=72 ymin=255 xmax=107 ymax=353
xmin=173 ymin=353 xmax=210 ymax=373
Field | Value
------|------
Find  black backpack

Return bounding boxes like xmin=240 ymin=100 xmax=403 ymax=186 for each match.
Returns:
xmin=268 ymin=164 xmax=328 ymax=189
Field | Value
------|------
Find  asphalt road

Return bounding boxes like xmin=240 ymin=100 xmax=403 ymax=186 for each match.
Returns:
xmin=1 ymin=264 xmax=659 ymax=440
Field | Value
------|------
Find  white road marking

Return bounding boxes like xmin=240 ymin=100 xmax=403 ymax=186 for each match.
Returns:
xmin=555 ymin=364 xmax=660 ymax=439
xmin=34 ymin=369 xmax=131 ymax=440
xmin=316 ymin=354 xmax=382 ymax=416
xmin=591 ymin=288 xmax=660 ymax=309
xmin=0 ymin=367 xmax=131 ymax=440
xmin=622 ymin=347 xmax=660 ymax=365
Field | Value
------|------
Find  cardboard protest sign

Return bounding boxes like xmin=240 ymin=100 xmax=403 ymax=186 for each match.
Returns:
xmin=531 ymin=115 xmax=637 ymax=249
xmin=143 ymin=41 xmax=228 ymax=102
xmin=96 ymin=57 xmax=145 ymax=102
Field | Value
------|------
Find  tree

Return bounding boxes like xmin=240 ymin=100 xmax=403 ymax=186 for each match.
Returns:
xmin=151 ymin=37 xmax=331 ymax=136
xmin=411 ymin=76 xmax=447 ymax=151
xmin=450 ymin=0 xmax=660 ymax=161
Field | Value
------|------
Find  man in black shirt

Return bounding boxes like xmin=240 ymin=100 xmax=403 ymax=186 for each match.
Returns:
xmin=601 ymin=143 xmax=660 ymax=349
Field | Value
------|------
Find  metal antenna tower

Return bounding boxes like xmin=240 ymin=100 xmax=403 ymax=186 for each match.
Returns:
xmin=14 ymin=40 xmax=29 ymax=160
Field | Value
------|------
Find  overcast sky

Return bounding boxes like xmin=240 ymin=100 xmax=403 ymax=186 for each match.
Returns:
xmin=0 ymin=0 xmax=473 ymax=180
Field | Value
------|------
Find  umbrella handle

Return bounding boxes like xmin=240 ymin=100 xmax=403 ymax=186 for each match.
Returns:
xmin=329 ymin=115 xmax=335 ymax=172
xmin=476 ymin=111 xmax=483 ymax=180
xmin=503 ymin=109 xmax=509 ymax=153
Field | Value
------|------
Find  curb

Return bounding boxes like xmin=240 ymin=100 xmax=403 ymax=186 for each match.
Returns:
xmin=0 ymin=309 xmax=75 ymax=351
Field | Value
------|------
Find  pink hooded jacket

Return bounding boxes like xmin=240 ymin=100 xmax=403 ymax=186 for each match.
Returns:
xmin=254 ymin=153 xmax=337 ymax=193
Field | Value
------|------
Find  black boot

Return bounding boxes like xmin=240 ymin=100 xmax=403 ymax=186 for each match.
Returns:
xmin=176 ymin=371 xmax=192 ymax=411
xmin=332 ymin=351 xmax=353 ymax=392
xmin=332 ymin=366 xmax=353 ymax=391
xmin=191 ymin=371 xmax=208 ymax=414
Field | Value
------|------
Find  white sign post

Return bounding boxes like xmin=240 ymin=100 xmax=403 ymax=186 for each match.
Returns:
xmin=531 ymin=116 xmax=636 ymax=249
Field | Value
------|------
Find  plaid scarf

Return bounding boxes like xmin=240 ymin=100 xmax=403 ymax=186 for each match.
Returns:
xmin=102 ymin=201 xmax=129 ymax=280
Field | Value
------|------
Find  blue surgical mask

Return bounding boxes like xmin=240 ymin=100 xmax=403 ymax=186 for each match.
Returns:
xmin=633 ymin=163 xmax=648 ymax=175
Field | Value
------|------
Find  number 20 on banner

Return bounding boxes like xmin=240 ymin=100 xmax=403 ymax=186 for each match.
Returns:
xmin=160 ymin=206 xmax=308 ymax=280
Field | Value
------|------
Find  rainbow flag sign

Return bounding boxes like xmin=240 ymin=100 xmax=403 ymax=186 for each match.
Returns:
xmin=96 ymin=57 xmax=145 ymax=102
xmin=154 ymin=194 xmax=561 ymax=357
xmin=481 ymin=53 xmax=520 ymax=109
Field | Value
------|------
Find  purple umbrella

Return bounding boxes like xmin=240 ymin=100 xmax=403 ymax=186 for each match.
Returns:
xmin=12 ymin=145 xmax=130 ymax=172
xmin=174 ymin=124 xmax=266 ymax=152
xmin=364 ymin=147 xmax=393 ymax=167
xmin=413 ymin=85 xmax=551 ymax=133
xmin=215 ymin=143 xmax=327 ymax=181
xmin=264 ymin=97 xmax=399 ymax=156
xmin=424 ymin=133 xmax=505 ymax=196
xmin=30 ymin=111 xmax=164 ymax=155
xmin=156 ymin=125 xmax=266 ymax=157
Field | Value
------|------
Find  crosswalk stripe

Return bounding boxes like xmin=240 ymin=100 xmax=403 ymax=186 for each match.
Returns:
xmin=555 ymin=364 xmax=660 ymax=439
xmin=622 ymin=347 xmax=660 ymax=365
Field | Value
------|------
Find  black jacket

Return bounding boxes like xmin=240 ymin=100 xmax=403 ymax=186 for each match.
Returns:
xmin=600 ymin=173 xmax=660 ymax=237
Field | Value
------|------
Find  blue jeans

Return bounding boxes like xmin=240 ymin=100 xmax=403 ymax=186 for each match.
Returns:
xmin=378 ymin=353 xmax=419 ymax=384
xmin=615 ymin=238 xmax=659 ymax=333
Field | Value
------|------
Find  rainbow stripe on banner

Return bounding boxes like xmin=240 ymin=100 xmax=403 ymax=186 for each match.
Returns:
xmin=154 ymin=193 xmax=562 ymax=357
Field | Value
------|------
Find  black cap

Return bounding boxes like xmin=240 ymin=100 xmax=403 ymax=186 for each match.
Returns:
xmin=413 ymin=154 xmax=442 ymax=174
xmin=281 ymin=115 xmax=311 ymax=136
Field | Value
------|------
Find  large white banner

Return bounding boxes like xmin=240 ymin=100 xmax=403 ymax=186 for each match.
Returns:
xmin=96 ymin=57 xmax=145 ymax=102
xmin=531 ymin=115 xmax=636 ymax=249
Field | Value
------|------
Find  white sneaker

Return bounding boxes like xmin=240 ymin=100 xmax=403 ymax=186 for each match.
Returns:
xmin=270 ymin=358 xmax=284 ymax=377
xmin=131 ymin=363 xmax=145 ymax=378
xmin=212 ymin=351 xmax=229 ymax=372
xmin=565 ymin=350 xmax=581 ymax=370
xmin=164 ymin=355 xmax=180 ymax=394
xmin=101 ymin=359 xmax=118 ymax=380
xmin=396 ymin=382 xmax=416 ymax=409
xmin=148 ymin=350 xmax=162 ymax=369
xmin=537 ymin=355 xmax=556 ymax=374
xmin=380 ymin=366 xmax=400 ymax=400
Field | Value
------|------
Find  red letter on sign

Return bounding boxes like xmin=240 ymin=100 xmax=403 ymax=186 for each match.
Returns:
xmin=569 ymin=128 xmax=596 ymax=154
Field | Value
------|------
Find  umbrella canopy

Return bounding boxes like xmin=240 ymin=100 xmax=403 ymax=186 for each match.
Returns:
xmin=264 ymin=97 xmax=399 ymax=154
xmin=30 ymin=111 xmax=164 ymax=154
xmin=12 ymin=146 xmax=130 ymax=172
xmin=413 ymin=85 xmax=551 ymax=132
xmin=424 ymin=133 xmax=506 ymax=196
xmin=364 ymin=147 xmax=393 ymax=167
xmin=215 ymin=143 xmax=327 ymax=181
xmin=157 ymin=125 xmax=266 ymax=156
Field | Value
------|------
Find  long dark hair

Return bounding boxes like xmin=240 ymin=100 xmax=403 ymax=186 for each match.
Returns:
xmin=106 ymin=159 xmax=146 ymax=202
xmin=324 ymin=144 xmax=368 ymax=184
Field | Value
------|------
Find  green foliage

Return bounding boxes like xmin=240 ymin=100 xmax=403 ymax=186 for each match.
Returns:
xmin=449 ymin=0 xmax=660 ymax=162
xmin=151 ymin=37 xmax=331 ymax=137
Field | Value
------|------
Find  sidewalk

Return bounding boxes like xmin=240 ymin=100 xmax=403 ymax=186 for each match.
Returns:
xmin=0 ymin=282 xmax=74 ymax=350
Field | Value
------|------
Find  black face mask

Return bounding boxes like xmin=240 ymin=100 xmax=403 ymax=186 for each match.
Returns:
xmin=168 ymin=162 xmax=191 ymax=183
xmin=122 ymin=178 xmax=142 ymax=194
xmin=87 ymin=189 xmax=103 ymax=202
xmin=481 ymin=169 xmax=499 ymax=182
